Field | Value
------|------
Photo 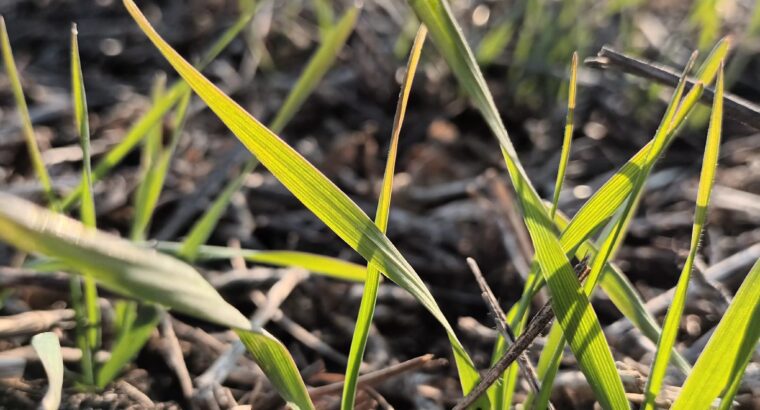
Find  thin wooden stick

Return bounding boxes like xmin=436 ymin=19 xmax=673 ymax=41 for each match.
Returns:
xmin=585 ymin=46 xmax=760 ymax=130
xmin=454 ymin=260 xmax=590 ymax=410
xmin=466 ymin=257 xmax=548 ymax=404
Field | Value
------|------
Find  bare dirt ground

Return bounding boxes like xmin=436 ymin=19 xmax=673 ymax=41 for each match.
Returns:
xmin=1 ymin=0 xmax=759 ymax=408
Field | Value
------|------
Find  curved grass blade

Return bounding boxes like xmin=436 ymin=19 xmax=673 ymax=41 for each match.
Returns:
xmin=60 ymin=8 xmax=256 ymax=211
xmin=180 ymin=6 xmax=359 ymax=261
xmin=157 ymin=241 xmax=367 ymax=282
xmin=529 ymin=52 xmax=703 ymax=408
xmin=643 ymin=63 xmax=724 ymax=410
xmin=71 ymin=25 xmax=101 ymax=385
xmin=550 ymin=51 xmax=578 ymax=219
xmin=408 ymin=1 xmax=627 ymax=407
xmin=671 ymin=258 xmax=760 ymax=410
xmin=31 ymin=332 xmax=63 ymax=410
xmin=0 ymin=192 xmax=313 ymax=408
xmin=342 ymin=25 xmax=427 ymax=410
xmin=0 ymin=16 xmax=56 ymax=208
xmin=123 ymin=0 xmax=484 ymax=400
xmin=96 ymin=304 xmax=162 ymax=388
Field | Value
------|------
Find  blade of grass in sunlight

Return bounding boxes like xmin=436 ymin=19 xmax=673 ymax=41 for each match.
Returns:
xmin=157 ymin=242 xmax=367 ymax=282
xmin=671 ymin=258 xmax=760 ymax=410
xmin=341 ymin=25 xmax=427 ymax=410
xmin=550 ymin=51 xmax=578 ymax=218
xmin=70 ymin=24 xmax=101 ymax=385
xmin=408 ymin=1 xmax=627 ymax=407
xmin=643 ymin=63 xmax=724 ymax=410
xmin=0 ymin=16 xmax=57 ymax=208
xmin=31 ymin=332 xmax=63 ymax=410
xmin=530 ymin=52 xmax=702 ymax=408
xmin=0 ymin=192 xmax=314 ymax=408
xmin=179 ymin=6 xmax=359 ymax=261
xmin=60 ymin=8 xmax=256 ymax=211
xmin=123 ymin=0 xmax=485 ymax=400
xmin=492 ymin=52 xmax=577 ymax=409
xmin=509 ymin=39 xmax=726 ymax=406
xmin=96 ymin=304 xmax=162 ymax=388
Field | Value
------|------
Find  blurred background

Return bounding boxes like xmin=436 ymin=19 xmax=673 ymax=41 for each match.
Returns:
xmin=1 ymin=0 xmax=759 ymax=408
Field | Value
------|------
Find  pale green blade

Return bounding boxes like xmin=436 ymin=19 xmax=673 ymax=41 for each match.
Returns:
xmin=643 ymin=63 xmax=725 ymax=410
xmin=96 ymin=304 xmax=162 ymax=388
xmin=71 ymin=24 xmax=95 ymax=228
xmin=157 ymin=241 xmax=367 ymax=282
xmin=180 ymin=6 xmax=359 ymax=261
xmin=31 ymin=332 xmax=63 ymax=410
xmin=59 ymin=8 xmax=256 ymax=211
xmin=529 ymin=50 xmax=714 ymax=408
xmin=130 ymin=75 xmax=167 ymax=241
xmin=312 ymin=0 xmax=335 ymax=38
xmin=342 ymin=25 xmax=427 ymax=410
xmin=123 ymin=0 xmax=483 ymax=399
xmin=671 ymin=258 xmax=760 ymax=410
xmin=408 ymin=1 xmax=627 ymax=407
xmin=0 ymin=16 xmax=56 ymax=208
xmin=550 ymin=51 xmax=578 ymax=219
xmin=0 ymin=192 xmax=313 ymax=408
xmin=133 ymin=89 xmax=193 ymax=241
xmin=70 ymin=24 xmax=101 ymax=382
xmin=178 ymin=160 xmax=254 ymax=261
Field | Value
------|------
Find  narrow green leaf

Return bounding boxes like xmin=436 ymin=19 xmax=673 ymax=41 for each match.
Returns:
xmin=178 ymin=160 xmax=254 ymax=261
xmin=97 ymin=304 xmax=162 ymax=388
xmin=60 ymin=8 xmax=255 ymax=211
xmin=550 ymin=51 xmax=578 ymax=219
xmin=312 ymin=0 xmax=335 ymax=38
xmin=0 ymin=16 xmax=57 ymax=208
xmin=158 ymin=242 xmax=367 ymax=282
xmin=0 ymin=192 xmax=313 ymax=408
xmin=180 ymin=6 xmax=359 ymax=261
xmin=671 ymin=258 xmax=760 ymax=410
xmin=643 ymin=63 xmax=724 ymax=410
xmin=31 ymin=332 xmax=63 ymax=410
xmin=71 ymin=24 xmax=101 ymax=382
xmin=476 ymin=22 xmax=515 ymax=66
xmin=131 ymin=75 xmax=167 ymax=241
xmin=342 ymin=25 xmax=427 ymax=410
xmin=408 ymin=1 xmax=627 ymax=407
xmin=123 ymin=0 xmax=483 ymax=399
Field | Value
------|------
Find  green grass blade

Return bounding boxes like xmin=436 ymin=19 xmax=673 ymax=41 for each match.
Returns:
xmin=0 ymin=192 xmax=313 ymax=408
xmin=71 ymin=24 xmax=95 ymax=228
xmin=123 ymin=0 xmax=484 ymax=400
xmin=71 ymin=24 xmax=101 ymax=383
xmin=671 ymin=258 xmax=760 ymax=410
xmin=178 ymin=159 xmax=253 ymax=261
xmin=31 ymin=332 xmax=63 ymax=410
xmin=130 ymin=75 xmax=167 ymax=241
xmin=643 ymin=63 xmax=724 ymax=410
xmin=133 ymin=89 xmax=193 ymax=241
xmin=0 ymin=16 xmax=56 ymax=208
xmin=408 ymin=1 xmax=626 ymax=407
xmin=312 ymin=0 xmax=335 ymax=38
xmin=531 ymin=48 xmax=700 ymax=399
xmin=180 ymin=6 xmax=359 ymax=261
xmin=550 ymin=51 xmax=578 ymax=219
xmin=59 ymin=9 xmax=255 ymax=211
xmin=476 ymin=22 xmax=515 ymax=66
xmin=96 ymin=304 xmax=162 ymax=388
xmin=342 ymin=25 xmax=427 ymax=410
xmin=158 ymin=241 xmax=367 ymax=282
